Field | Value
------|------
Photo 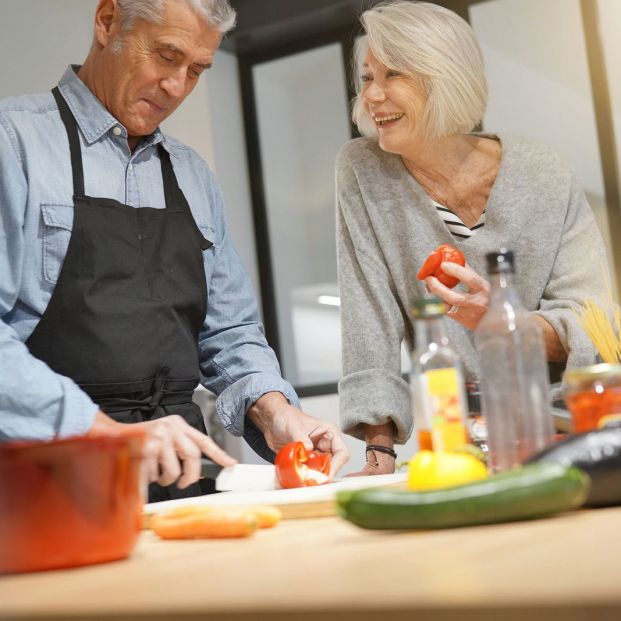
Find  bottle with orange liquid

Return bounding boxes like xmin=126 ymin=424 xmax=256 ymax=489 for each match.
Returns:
xmin=410 ymin=296 xmax=468 ymax=452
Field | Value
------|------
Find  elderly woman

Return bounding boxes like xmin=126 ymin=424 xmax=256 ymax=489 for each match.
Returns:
xmin=336 ymin=0 xmax=609 ymax=475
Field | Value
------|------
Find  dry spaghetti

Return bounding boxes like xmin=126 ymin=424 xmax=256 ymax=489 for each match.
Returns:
xmin=575 ymin=297 xmax=621 ymax=364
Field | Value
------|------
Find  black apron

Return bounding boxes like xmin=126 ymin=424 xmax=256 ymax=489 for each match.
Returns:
xmin=26 ymin=87 xmax=215 ymax=502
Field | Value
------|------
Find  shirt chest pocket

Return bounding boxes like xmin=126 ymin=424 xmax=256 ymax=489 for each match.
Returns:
xmin=41 ymin=203 xmax=74 ymax=285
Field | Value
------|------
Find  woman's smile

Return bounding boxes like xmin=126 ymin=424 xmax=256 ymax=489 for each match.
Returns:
xmin=373 ymin=112 xmax=405 ymax=129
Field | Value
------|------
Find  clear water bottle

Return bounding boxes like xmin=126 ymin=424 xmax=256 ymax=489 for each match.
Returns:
xmin=474 ymin=250 xmax=553 ymax=471
xmin=410 ymin=296 xmax=468 ymax=452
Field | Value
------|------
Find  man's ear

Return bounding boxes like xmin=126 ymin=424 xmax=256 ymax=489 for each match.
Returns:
xmin=94 ymin=0 xmax=121 ymax=47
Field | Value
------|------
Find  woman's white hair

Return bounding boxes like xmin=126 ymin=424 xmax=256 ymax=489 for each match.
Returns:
xmin=351 ymin=1 xmax=487 ymax=139
xmin=116 ymin=0 xmax=236 ymax=35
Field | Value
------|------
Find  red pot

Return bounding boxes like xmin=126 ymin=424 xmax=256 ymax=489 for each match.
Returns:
xmin=0 ymin=429 xmax=145 ymax=574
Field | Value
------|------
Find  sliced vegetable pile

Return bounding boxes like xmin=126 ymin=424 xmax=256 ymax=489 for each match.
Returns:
xmin=417 ymin=243 xmax=465 ymax=288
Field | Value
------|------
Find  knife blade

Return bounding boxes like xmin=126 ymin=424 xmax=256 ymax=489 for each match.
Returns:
xmin=200 ymin=458 xmax=278 ymax=492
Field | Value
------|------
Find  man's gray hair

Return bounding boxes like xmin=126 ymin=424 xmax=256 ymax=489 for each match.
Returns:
xmin=351 ymin=1 xmax=487 ymax=140
xmin=116 ymin=0 xmax=237 ymax=34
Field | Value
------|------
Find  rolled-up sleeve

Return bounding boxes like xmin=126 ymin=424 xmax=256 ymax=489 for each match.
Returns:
xmin=197 ymin=173 xmax=299 ymax=437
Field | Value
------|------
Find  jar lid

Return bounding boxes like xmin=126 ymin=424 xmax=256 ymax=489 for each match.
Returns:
xmin=565 ymin=363 xmax=621 ymax=389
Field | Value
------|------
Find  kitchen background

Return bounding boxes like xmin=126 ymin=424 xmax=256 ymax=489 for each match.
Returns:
xmin=1 ymin=0 xmax=620 ymax=472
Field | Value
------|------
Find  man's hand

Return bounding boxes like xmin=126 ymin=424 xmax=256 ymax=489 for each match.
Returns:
xmin=247 ymin=392 xmax=350 ymax=477
xmin=90 ymin=411 xmax=236 ymax=489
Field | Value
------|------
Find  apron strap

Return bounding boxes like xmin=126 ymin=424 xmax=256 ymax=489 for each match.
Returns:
xmin=158 ymin=145 xmax=185 ymax=211
xmin=158 ymin=145 xmax=213 ymax=251
xmin=51 ymin=87 xmax=85 ymax=198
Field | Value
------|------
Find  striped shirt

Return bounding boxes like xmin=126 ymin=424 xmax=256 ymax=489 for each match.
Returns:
xmin=431 ymin=200 xmax=486 ymax=239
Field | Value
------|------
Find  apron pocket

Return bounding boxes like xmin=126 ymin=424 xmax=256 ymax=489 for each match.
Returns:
xmin=41 ymin=203 xmax=74 ymax=285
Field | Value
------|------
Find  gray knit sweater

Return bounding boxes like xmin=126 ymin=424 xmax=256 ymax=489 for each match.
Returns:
xmin=336 ymin=134 xmax=608 ymax=443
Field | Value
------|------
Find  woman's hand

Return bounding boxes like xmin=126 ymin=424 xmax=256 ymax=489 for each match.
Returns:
xmin=346 ymin=449 xmax=396 ymax=477
xmin=424 ymin=261 xmax=490 ymax=330
xmin=345 ymin=421 xmax=396 ymax=477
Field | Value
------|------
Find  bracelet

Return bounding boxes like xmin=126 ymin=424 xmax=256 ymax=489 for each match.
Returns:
xmin=365 ymin=445 xmax=397 ymax=459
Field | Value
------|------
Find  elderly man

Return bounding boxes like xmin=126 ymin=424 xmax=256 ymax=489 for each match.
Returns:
xmin=0 ymin=0 xmax=349 ymax=501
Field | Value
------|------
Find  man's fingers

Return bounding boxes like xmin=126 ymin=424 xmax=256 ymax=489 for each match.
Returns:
xmin=141 ymin=435 xmax=161 ymax=483
xmin=308 ymin=425 xmax=350 ymax=477
xmin=153 ymin=425 xmax=182 ymax=487
xmin=170 ymin=433 xmax=202 ymax=490
xmin=138 ymin=416 xmax=235 ymax=488
xmin=329 ymin=448 xmax=350 ymax=478
xmin=186 ymin=427 xmax=237 ymax=467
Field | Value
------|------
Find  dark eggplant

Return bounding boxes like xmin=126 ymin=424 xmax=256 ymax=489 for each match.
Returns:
xmin=526 ymin=427 xmax=621 ymax=507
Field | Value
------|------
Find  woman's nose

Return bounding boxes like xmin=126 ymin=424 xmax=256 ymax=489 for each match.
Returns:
xmin=363 ymin=81 xmax=387 ymax=103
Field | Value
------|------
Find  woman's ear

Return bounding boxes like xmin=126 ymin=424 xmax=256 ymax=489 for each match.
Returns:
xmin=94 ymin=0 xmax=120 ymax=47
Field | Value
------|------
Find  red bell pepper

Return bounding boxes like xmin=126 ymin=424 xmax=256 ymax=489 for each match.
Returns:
xmin=417 ymin=243 xmax=465 ymax=288
xmin=275 ymin=442 xmax=331 ymax=489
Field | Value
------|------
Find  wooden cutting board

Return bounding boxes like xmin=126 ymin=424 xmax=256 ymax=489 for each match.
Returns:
xmin=143 ymin=473 xmax=407 ymax=525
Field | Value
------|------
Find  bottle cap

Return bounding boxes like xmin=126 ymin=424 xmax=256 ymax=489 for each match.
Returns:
xmin=411 ymin=295 xmax=447 ymax=318
xmin=486 ymin=249 xmax=514 ymax=274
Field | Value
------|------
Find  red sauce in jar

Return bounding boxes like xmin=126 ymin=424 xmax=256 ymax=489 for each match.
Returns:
xmin=564 ymin=364 xmax=621 ymax=433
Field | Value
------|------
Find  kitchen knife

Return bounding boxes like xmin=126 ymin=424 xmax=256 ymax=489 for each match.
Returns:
xmin=200 ymin=458 xmax=279 ymax=492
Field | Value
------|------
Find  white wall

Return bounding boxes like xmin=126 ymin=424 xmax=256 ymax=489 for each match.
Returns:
xmin=597 ymin=0 xmax=621 ymax=281
xmin=252 ymin=43 xmax=351 ymax=385
xmin=0 ymin=0 xmax=96 ymax=100
xmin=470 ymin=0 xmax=617 ymax=297
xmin=203 ymin=49 xmax=260 ymax=297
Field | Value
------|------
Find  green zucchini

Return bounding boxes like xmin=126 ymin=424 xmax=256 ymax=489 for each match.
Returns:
xmin=337 ymin=463 xmax=590 ymax=530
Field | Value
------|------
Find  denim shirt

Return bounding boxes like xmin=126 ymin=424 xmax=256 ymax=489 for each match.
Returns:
xmin=0 ymin=66 xmax=299 ymax=442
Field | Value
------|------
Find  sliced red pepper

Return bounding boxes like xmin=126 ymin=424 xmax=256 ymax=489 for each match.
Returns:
xmin=275 ymin=441 xmax=331 ymax=489
xmin=417 ymin=243 xmax=465 ymax=289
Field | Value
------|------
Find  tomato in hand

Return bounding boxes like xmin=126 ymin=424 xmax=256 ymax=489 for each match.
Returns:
xmin=417 ymin=244 xmax=466 ymax=288
xmin=275 ymin=442 xmax=331 ymax=489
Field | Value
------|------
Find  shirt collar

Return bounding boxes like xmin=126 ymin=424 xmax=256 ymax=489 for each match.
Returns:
xmin=57 ymin=65 xmax=166 ymax=150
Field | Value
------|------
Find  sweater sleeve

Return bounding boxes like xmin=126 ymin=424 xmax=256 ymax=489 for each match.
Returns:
xmin=335 ymin=149 xmax=413 ymax=443
xmin=532 ymin=173 xmax=608 ymax=371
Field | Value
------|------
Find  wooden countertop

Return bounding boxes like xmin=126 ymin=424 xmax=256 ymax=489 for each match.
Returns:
xmin=1 ymin=507 xmax=621 ymax=621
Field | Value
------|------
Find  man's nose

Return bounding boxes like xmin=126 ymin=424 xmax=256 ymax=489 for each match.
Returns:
xmin=160 ymin=69 xmax=186 ymax=99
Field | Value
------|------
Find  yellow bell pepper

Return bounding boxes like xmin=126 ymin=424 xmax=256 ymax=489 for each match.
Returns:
xmin=407 ymin=449 xmax=488 ymax=491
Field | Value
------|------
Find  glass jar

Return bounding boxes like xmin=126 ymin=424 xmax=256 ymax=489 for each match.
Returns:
xmin=564 ymin=364 xmax=621 ymax=433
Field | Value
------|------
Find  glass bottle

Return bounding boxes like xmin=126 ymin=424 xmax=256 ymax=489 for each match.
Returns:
xmin=410 ymin=295 xmax=468 ymax=452
xmin=474 ymin=249 xmax=553 ymax=471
